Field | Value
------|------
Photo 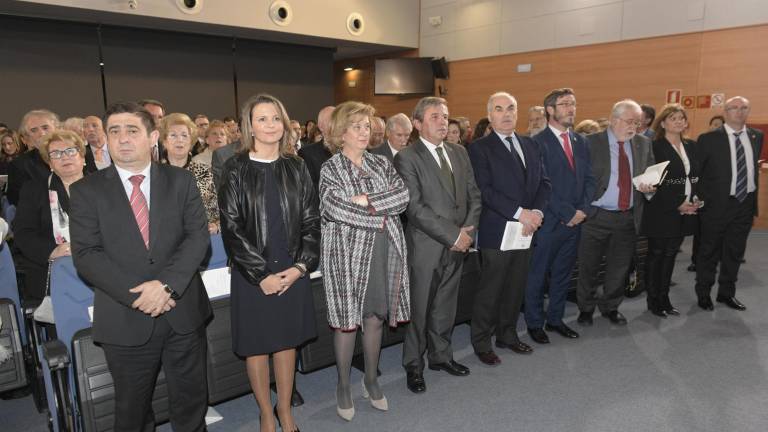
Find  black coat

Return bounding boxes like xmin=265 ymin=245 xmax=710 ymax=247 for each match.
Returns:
xmin=297 ymin=140 xmax=332 ymax=193
xmin=7 ymin=147 xmax=98 ymax=206
xmin=640 ymin=137 xmax=699 ymax=238
xmin=218 ymin=153 xmax=320 ymax=286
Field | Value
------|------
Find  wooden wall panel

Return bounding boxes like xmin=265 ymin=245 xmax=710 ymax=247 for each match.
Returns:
xmin=334 ymin=25 xmax=768 ymax=138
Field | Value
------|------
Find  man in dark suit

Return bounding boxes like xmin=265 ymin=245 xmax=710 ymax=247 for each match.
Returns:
xmin=7 ymin=109 xmax=58 ymax=205
xmin=395 ymin=97 xmax=481 ymax=393
xmin=370 ymin=113 xmax=412 ymax=163
xmin=468 ymin=92 xmax=551 ymax=365
xmin=695 ymin=96 xmax=763 ymax=311
xmin=525 ymin=88 xmax=595 ymax=344
xmin=84 ymin=115 xmax=111 ymax=170
xmin=298 ymin=106 xmax=335 ymax=193
xmin=577 ymin=100 xmax=656 ymax=326
xmin=70 ymin=102 xmax=212 ymax=432
xmin=211 ymin=139 xmax=238 ymax=190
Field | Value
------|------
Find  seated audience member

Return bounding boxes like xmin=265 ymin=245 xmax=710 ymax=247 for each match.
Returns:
xmin=371 ymin=113 xmax=412 ymax=162
xmin=62 ymin=117 xmax=85 ymax=139
xmin=639 ymin=104 xmax=656 ymax=139
xmin=472 ymin=117 xmax=492 ymax=141
xmin=193 ymin=119 xmax=230 ymax=167
xmin=575 ymin=119 xmax=601 ymax=136
xmin=0 ymin=123 xmax=8 ymax=134
xmin=320 ymin=101 xmax=410 ymax=420
xmin=219 ymin=94 xmax=319 ymax=432
xmin=161 ymin=113 xmax=220 ymax=234
xmin=290 ymin=119 xmax=303 ymax=152
xmin=193 ymin=114 xmax=210 ymax=154
xmin=0 ymin=130 xmax=26 ymax=175
xmin=223 ymin=116 xmax=241 ymax=141
xmin=708 ymin=115 xmax=725 ymax=131
xmin=455 ymin=116 xmax=472 ymax=143
xmin=527 ymin=106 xmax=547 ymax=136
xmin=641 ymin=103 xmax=701 ymax=318
xmin=140 ymin=99 xmax=165 ymax=161
xmin=369 ymin=116 xmax=386 ymax=149
xmin=302 ymin=119 xmax=317 ymax=146
xmin=298 ymin=106 xmax=335 ymax=193
xmin=7 ymin=109 xmax=60 ymax=205
xmin=13 ymin=130 xmax=87 ymax=306
xmin=595 ymin=117 xmax=610 ymax=131
xmin=446 ymin=118 xmax=463 ymax=145
xmin=84 ymin=115 xmax=111 ymax=170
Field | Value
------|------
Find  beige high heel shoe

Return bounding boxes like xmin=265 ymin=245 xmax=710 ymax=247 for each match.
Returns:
xmin=337 ymin=400 xmax=355 ymax=421
xmin=361 ymin=378 xmax=389 ymax=411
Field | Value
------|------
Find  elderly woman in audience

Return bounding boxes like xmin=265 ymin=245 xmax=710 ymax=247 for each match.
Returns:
xmin=192 ymin=119 xmax=230 ymax=166
xmin=319 ymin=101 xmax=410 ymax=421
xmin=0 ymin=130 xmax=26 ymax=175
xmin=641 ymin=103 xmax=701 ymax=318
xmin=13 ymin=130 xmax=87 ymax=306
xmin=160 ymin=113 xmax=220 ymax=234
xmin=575 ymin=119 xmax=601 ymax=136
xmin=219 ymin=93 xmax=319 ymax=432
xmin=446 ymin=118 xmax=464 ymax=145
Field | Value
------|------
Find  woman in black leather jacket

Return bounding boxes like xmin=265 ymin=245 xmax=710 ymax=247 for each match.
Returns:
xmin=218 ymin=94 xmax=319 ymax=432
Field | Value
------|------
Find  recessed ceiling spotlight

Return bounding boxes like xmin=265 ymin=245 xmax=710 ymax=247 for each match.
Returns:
xmin=344 ymin=67 xmax=354 ymax=71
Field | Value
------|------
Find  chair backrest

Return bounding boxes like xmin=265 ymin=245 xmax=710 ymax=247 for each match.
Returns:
xmin=0 ymin=244 xmax=25 ymax=344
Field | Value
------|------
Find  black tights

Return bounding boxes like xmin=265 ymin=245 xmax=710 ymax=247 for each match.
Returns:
xmin=645 ymin=236 xmax=684 ymax=311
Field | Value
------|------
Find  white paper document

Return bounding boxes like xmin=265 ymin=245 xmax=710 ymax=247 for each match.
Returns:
xmin=200 ymin=267 xmax=232 ymax=299
xmin=632 ymin=160 xmax=670 ymax=189
xmin=500 ymin=221 xmax=533 ymax=251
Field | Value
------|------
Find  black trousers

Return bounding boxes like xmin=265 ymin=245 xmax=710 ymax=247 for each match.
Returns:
xmin=695 ymin=194 xmax=755 ymax=298
xmin=470 ymin=248 xmax=531 ymax=353
xmin=645 ymin=236 xmax=684 ymax=311
xmin=577 ymin=208 xmax=636 ymax=313
xmin=101 ymin=317 xmax=208 ymax=432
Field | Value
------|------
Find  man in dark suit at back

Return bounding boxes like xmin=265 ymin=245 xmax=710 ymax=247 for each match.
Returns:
xmin=525 ymin=88 xmax=594 ymax=345
xmin=395 ymin=96 xmax=481 ymax=393
xmin=468 ymin=91 xmax=551 ymax=366
xmin=577 ymin=99 xmax=656 ymax=326
xmin=370 ymin=113 xmax=412 ymax=163
xmin=695 ymin=96 xmax=763 ymax=311
xmin=7 ymin=110 xmax=58 ymax=205
xmin=70 ymin=102 xmax=212 ymax=432
xmin=298 ymin=106 xmax=335 ymax=193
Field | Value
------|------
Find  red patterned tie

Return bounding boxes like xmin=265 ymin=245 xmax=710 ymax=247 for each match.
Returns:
xmin=561 ymin=131 xmax=575 ymax=171
xmin=129 ymin=175 xmax=150 ymax=248
xmin=617 ymin=141 xmax=630 ymax=211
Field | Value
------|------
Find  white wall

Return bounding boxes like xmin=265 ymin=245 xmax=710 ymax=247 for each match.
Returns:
xmin=7 ymin=0 xmax=420 ymax=49
xmin=420 ymin=0 xmax=768 ymax=60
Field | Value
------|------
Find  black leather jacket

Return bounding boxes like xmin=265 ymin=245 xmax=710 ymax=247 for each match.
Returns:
xmin=218 ymin=153 xmax=320 ymax=285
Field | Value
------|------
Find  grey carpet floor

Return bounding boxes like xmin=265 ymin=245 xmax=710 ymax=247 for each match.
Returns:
xmin=4 ymin=232 xmax=768 ymax=432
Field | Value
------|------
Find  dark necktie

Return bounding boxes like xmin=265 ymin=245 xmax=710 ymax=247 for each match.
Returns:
xmin=435 ymin=146 xmax=455 ymax=197
xmin=617 ymin=141 xmax=631 ymax=211
xmin=129 ymin=175 xmax=150 ymax=249
xmin=733 ymin=131 xmax=748 ymax=202
xmin=561 ymin=131 xmax=575 ymax=171
xmin=504 ymin=136 xmax=526 ymax=175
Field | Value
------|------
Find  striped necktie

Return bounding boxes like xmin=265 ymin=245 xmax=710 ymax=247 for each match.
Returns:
xmin=129 ymin=175 xmax=150 ymax=248
xmin=733 ymin=131 xmax=748 ymax=202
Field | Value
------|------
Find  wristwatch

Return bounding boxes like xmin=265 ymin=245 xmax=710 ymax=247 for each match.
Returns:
xmin=161 ymin=283 xmax=180 ymax=300
xmin=292 ymin=263 xmax=308 ymax=277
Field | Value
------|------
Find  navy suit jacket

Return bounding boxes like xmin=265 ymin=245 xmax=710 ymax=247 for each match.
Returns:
xmin=468 ymin=132 xmax=551 ymax=249
xmin=533 ymin=127 xmax=595 ymax=229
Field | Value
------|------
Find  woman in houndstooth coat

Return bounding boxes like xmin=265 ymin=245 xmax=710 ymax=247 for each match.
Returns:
xmin=319 ymin=101 xmax=410 ymax=421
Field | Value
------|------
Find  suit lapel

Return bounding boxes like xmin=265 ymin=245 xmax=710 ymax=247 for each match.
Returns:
xmin=631 ymin=135 xmax=644 ymax=176
xmin=414 ymin=140 xmax=455 ymax=202
xmin=104 ymin=165 xmax=149 ymax=252
xmin=490 ymin=133 xmax=525 ymax=184
xmin=148 ymin=163 xmax=165 ymax=252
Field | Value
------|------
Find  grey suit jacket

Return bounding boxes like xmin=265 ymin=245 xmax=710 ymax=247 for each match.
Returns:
xmin=394 ymin=139 xmax=481 ymax=254
xmin=586 ymin=129 xmax=655 ymax=232
xmin=370 ymin=141 xmax=396 ymax=163
xmin=211 ymin=141 xmax=239 ymax=190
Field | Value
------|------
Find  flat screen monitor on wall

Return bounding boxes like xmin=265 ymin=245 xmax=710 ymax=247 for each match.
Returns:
xmin=374 ymin=58 xmax=434 ymax=95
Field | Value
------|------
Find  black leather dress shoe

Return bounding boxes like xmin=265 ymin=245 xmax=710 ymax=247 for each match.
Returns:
xmin=406 ymin=372 xmax=426 ymax=393
xmin=577 ymin=311 xmax=593 ymax=326
xmin=716 ymin=296 xmax=746 ymax=311
xmin=687 ymin=263 xmax=696 ymax=272
xmin=496 ymin=340 xmax=533 ymax=354
xmin=665 ymin=306 xmax=680 ymax=316
xmin=475 ymin=351 xmax=501 ymax=366
xmin=697 ymin=296 xmax=714 ymax=311
xmin=428 ymin=360 xmax=470 ymax=376
xmin=601 ymin=310 xmax=627 ymax=325
xmin=528 ymin=327 xmax=550 ymax=344
xmin=649 ymin=308 xmax=668 ymax=318
xmin=545 ymin=323 xmax=580 ymax=338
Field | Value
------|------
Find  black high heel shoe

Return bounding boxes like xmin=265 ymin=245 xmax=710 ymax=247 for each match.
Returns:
xmin=274 ymin=404 xmax=301 ymax=432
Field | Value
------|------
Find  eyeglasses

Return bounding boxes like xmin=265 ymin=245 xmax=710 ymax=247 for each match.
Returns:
xmin=48 ymin=147 xmax=80 ymax=160
xmin=724 ymin=106 xmax=750 ymax=112
xmin=617 ymin=117 xmax=641 ymax=127
xmin=556 ymin=102 xmax=577 ymax=108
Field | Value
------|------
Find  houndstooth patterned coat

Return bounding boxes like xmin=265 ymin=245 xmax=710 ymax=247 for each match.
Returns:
xmin=319 ymin=152 xmax=410 ymax=330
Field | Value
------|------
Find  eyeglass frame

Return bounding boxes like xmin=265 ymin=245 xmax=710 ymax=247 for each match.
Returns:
xmin=48 ymin=146 xmax=81 ymax=160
